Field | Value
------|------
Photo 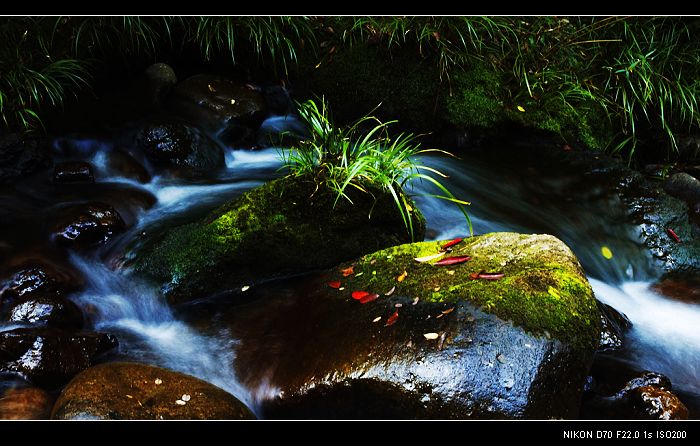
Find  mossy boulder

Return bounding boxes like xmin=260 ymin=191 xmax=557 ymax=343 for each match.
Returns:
xmin=336 ymin=232 xmax=600 ymax=349
xmin=204 ymin=232 xmax=600 ymax=419
xmin=51 ymin=362 xmax=255 ymax=420
xmin=132 ymin=174 xmax=426 ymax=303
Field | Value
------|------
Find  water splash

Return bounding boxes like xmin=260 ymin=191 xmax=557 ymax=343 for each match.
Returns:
xmin=69 ymin=254 xmax=253 ymax=411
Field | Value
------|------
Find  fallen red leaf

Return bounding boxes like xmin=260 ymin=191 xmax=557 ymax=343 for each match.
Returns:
xmin=434 ymin=256 xmax=471 ymax=266
xmin=341 ymin=266 xmax=354 ymax=277
xmin=327 ymin=281 xmax=341 ymax=289
xmin=478 ymin=272 xmax=505 ymax=280
xmin=385 ymin=310 xmax=399 ymax=326
xmin=351 ymin=290 xmax=369 ymax=300
xmin=667 ymin=228 xmax=681 ymax=243
xmin=359 ymin=293 xmax=379 ymax=304
xmin=469 ymin=272 xmax=480 ymax=280
xmin=441 ymin=238 xmax=464 ymax=250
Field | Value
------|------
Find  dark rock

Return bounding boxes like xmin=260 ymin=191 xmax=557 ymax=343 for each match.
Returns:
xmin=0 ymin=386 xmax=53 ymax=419
xmin=6 ymin=294 xmax=84 ymax=329
xmin=617 ymin=171 xmax=700 ymax=273
xmin=103 ymin=149 xmax=151 ymax=183
xmin=597 ymin=302 xmax=632 ymax=352
xmin=205 ymin=233 xmax=600 ymax=419
xmin=53 ymin=161 xmax=95 ymax=184
xmin=263 ymin=84 xmax=292 ymax=116
xmin=583 ymin=370 xmax=689 ymax=420
xmin=136 ymin=121 xmax=224 ymax=171
xmin=664 ymin=172 xmax=700 ymax=206
xmin=651 ymin=272 xmax=700 ymax=304
xmin=173 ymin=74 xmax=267 ymax=128
xmin=0 ymin=328 xmax=117 ymax=388
xmin=0 ymin=134 xmax=52 ymax=184
xmin=52 ymin=202 xmax=126 ymax=247
xmin=0 ymin=262 xmax=82 ymax=300
xmin=144 ymin=63 xmax=177 ymax=104
xmin=132 ymin=175 xmax=426 ymax=303
xmin=52 ymin=362 xmax=255 ymax=420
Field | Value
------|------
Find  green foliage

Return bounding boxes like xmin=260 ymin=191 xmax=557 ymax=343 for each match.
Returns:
xmin=281 ymin=98 xmax=472 ymax=240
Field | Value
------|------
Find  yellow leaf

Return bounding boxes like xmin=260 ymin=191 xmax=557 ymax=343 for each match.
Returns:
xmin=423 ymin=332 xmax=439 ymax=340
xmin=601 ymin=246 xmax=613 ymax=259
xmin=397 ymin=270 xmax=408 ymax=282
xmin=414 ymin=252 xmax=446 ymax=263
xmin=517 ymin=105 xmax=525 ymax=112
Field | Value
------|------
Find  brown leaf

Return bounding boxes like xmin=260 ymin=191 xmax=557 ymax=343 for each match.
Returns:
xmin=341 ymin=266 xmax=354 ymax=277
xmin=441 ymin=307 xmax=454 ymax=315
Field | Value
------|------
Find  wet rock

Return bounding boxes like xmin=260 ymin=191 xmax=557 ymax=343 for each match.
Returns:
xmin=53 ymin=161 xmax=95 ymax=184
xmin=597 ymin=302 xmax=631 ymax=352
xmin=651 ymin=272 xmax=700 ymax=303
xmin=6 ymin=294 xmax=84 ymax=329
xmin=0 ymin=328 xmax=118 ymax=388
xmin=664 ymin=173 xmax=700 ymax=206
xmin=103 ymin=149 xmax=151 ymax=183
xmin=583 ymin=371 xmax=689 ymax=420
xmin=263 ymin=84 xmax=292 ymax=116
xmin=0 ymin=386 xmax=53 ymax=419
xmin=0 ymin=134 xmax=52 ymax=184
xmin=617 ymin=171 xmax=700 ymax=273
xmin=0 ymin=262 xmax=82 ymax=300
xmin=214 ymin=233 xmax=600 ymax=419
xmin=52 ymin=362 xmax=255 ymax=420
xmin=174 ymin=74 xmax=267 ymax=128
xmin=144 ymin=63 xmax=177 ymax=104
xmin=136 ymin=121 xmax=224 ymax=171
xmin=52 ymin=202 xmax=126 ymax=247
xmin=132 ymin=174 xmax=426 ymax=303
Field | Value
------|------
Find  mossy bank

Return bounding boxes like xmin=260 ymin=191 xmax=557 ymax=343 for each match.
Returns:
xmin=131 ymin=174 xmax=426 ymax=303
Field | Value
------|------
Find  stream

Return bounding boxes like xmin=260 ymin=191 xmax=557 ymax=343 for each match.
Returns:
xmin=1 ymin=113 xmax=699 ymax=418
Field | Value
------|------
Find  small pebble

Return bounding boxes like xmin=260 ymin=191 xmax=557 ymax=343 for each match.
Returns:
xmin=182 ymin=394 xmax=191 ymax=402
xmin=175 ymin=399 xmax=186 ymax=405
xmin=155 ymin=378 xmax=162 ymax=385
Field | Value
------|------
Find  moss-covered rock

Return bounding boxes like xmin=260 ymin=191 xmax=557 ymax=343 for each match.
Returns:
xmin=200 ymin=232 xmax=600 ymax=419
xmin=51 ymin=362 xmax=255 ymax=420
xmin=132 ymin=174 xmax=426 ymax=303
xmin=333 ymin=232 xmax=600 ymax=349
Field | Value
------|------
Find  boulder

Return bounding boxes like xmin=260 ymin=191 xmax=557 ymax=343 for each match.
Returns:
xmin=53 ymin=161 xmax=95 ymax=184
xmin=651 ymin=272 xmax=700 ymax=304
xmin=583 ymin=371 xmax=689 ymax=420
xmin=5 ymin=294 xmax=84 ymax=329
xmin=0 ymin=328 xmax=117 ymax=388
xmin=173 ymin=74 xmax=267 ymax=128
xmin=136 ymin=121 xmax=224 ymax=171
xmin=0 ymin=261 xmax=82 ymax=300
xmin=617 ymin=171 xmax=700 ymax=273
xmin=102 ymin=149 xmax=151 ymax=183
xmin=131 ymin=175 xmax=425 ymax=303
xmin=0 ymin=386 xmax=53 ymax=420
xmin=597 ymin=302 xmax=631 ymax=352
xmin=144 ymin=62 xmax=177 ymax=104
xmin=216 ymin=233 xmax=600 ymax=419
xmin=52 ymin=362 xmax=255 ymax=420
xmin=52 ymin=202 xmax=126 ymax=247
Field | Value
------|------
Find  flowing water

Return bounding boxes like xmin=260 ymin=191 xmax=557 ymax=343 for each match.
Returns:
xmin=1 ymin=114 xmax=699 ymax=416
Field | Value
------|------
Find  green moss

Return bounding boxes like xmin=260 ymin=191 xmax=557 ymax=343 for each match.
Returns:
xmin=444 ymin=63 xmax=506 ymax=128
xmin=134 ymin=174 xmax=426 ymax=303
xmin=332 ymin=233 xmax=600 ymax=349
